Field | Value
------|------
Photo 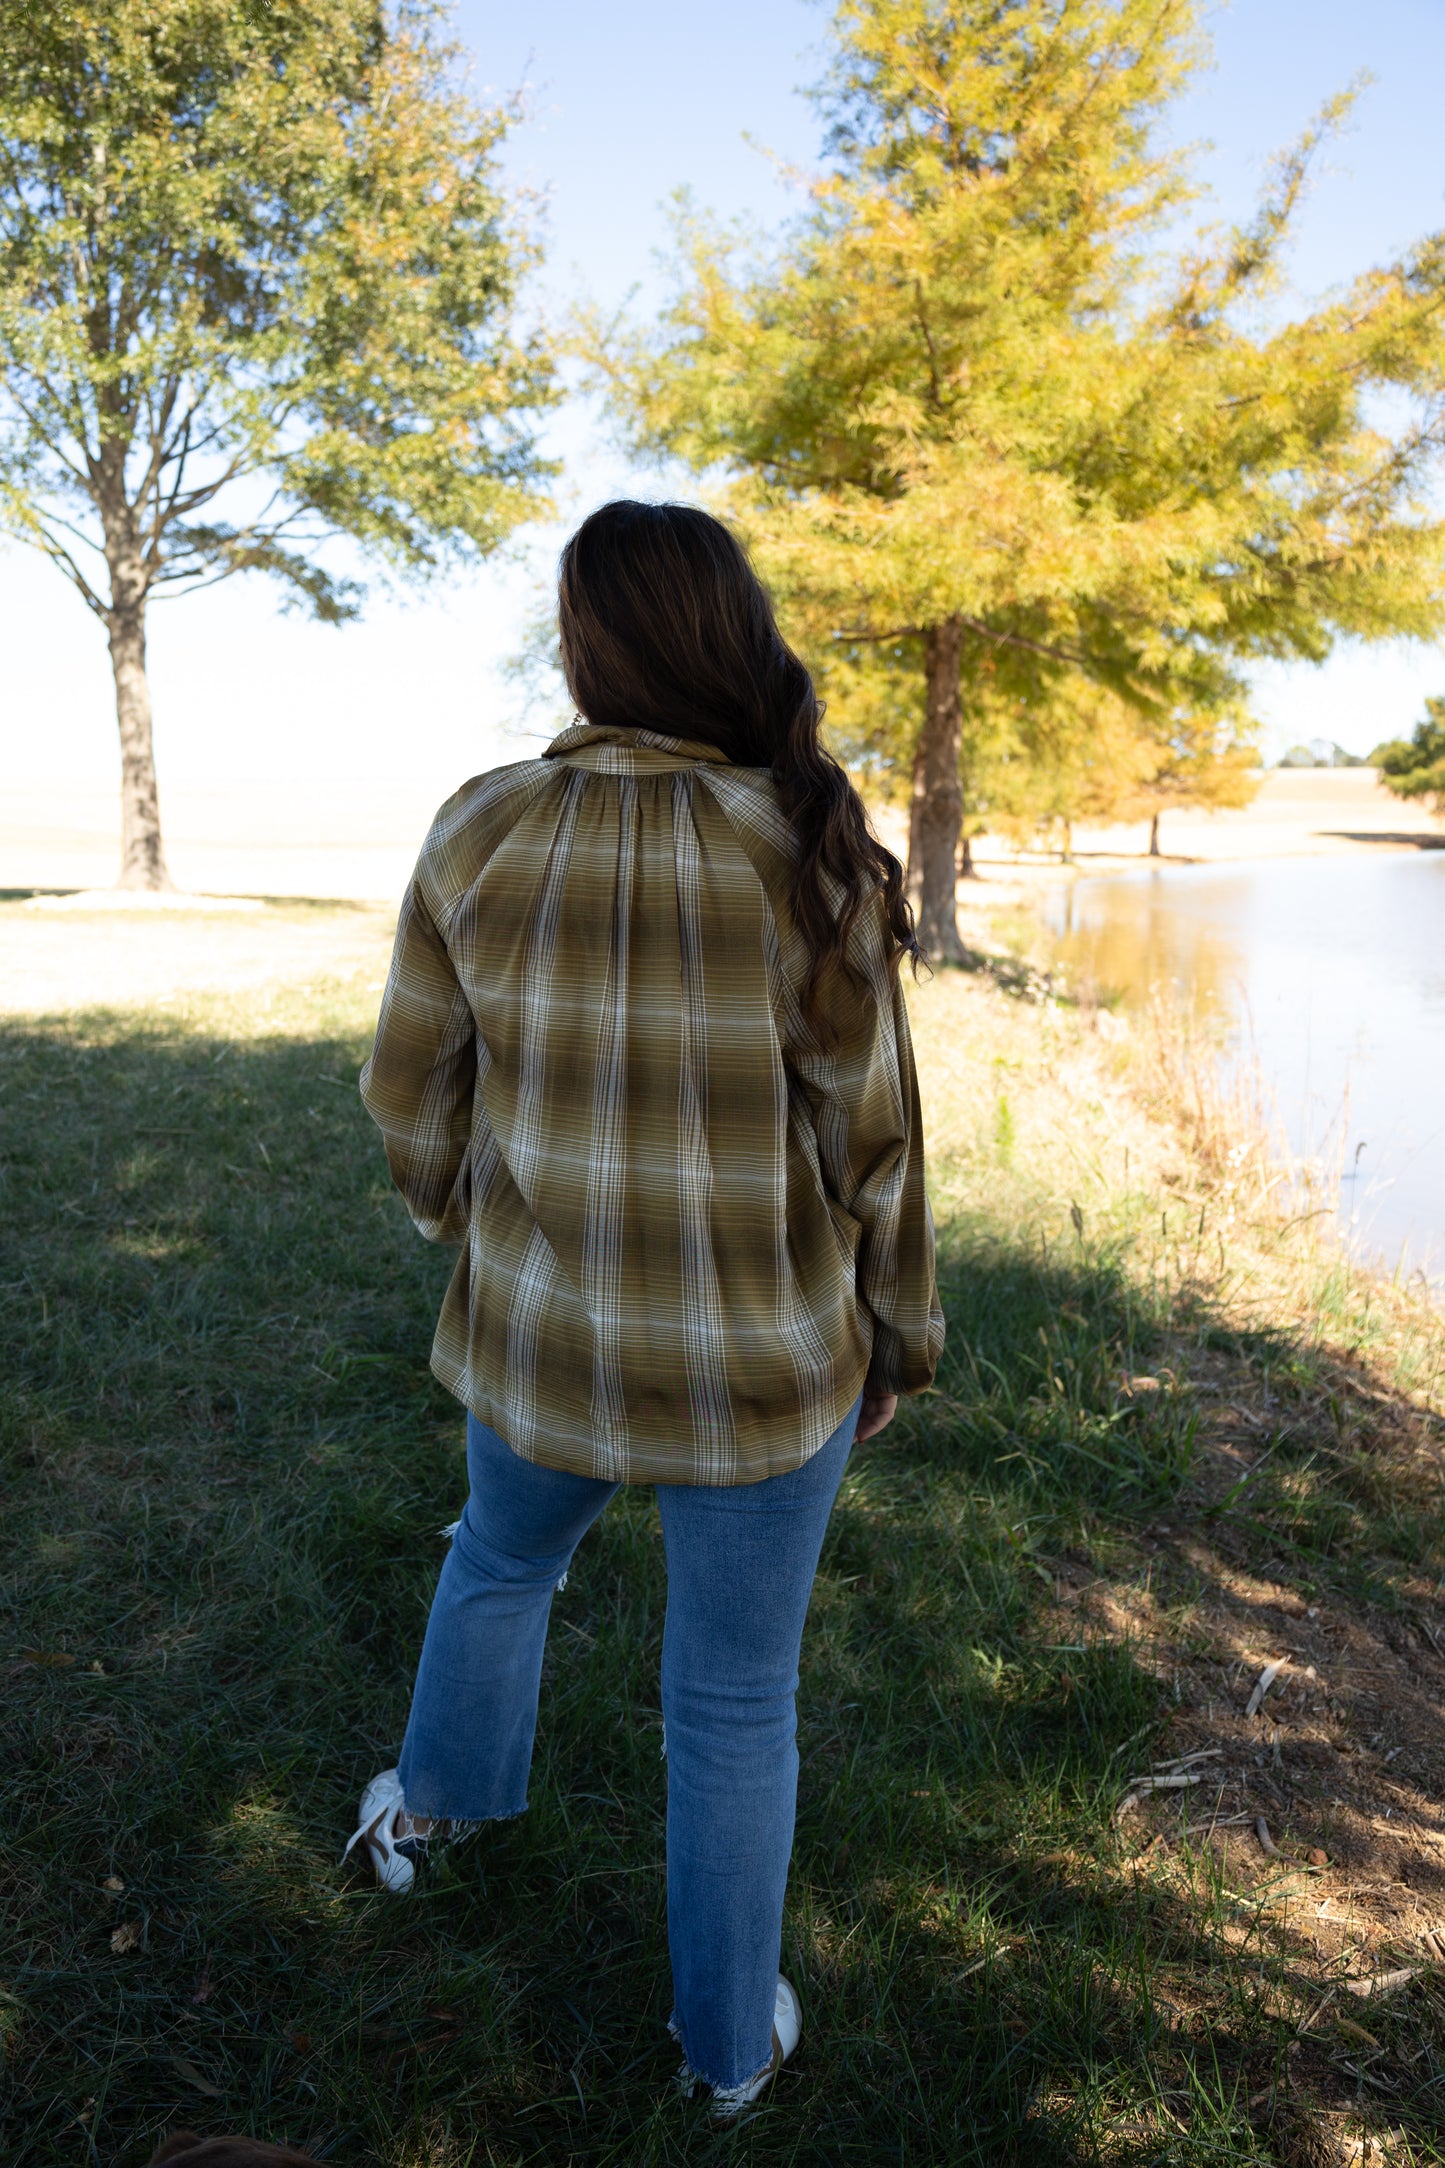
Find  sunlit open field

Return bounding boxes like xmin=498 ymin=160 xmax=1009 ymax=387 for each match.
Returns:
xmin=3 ymin=899 xmax=1444 ymax=2167
xmin=6 ymin=767 xmax=1442 ymax=915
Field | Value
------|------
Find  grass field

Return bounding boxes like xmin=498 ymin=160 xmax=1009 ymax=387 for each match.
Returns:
xmin=3 ymin=904 xmax=1444 ymax=2167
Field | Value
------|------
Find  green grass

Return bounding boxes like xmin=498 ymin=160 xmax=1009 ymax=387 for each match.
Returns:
xmin=3 ymin=959 xmax=1444 ymax=2166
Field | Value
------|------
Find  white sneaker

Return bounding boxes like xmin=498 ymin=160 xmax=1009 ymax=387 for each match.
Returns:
xmin=341 ymin=1768 xmax=430 ymax=1894
xmin=677 ymin=1974 xmax=803 ymax=2117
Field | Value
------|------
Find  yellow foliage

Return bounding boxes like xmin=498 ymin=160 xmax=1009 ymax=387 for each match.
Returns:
xmin=596 ymin=0 xmax=1445 ymax=891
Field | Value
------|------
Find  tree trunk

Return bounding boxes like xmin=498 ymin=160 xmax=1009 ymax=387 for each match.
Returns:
xmin=1060 ymin=817 xmax=1073 ymax=864
xmin=108 ymin=599 xmax=171 ymax=892
xmin=1148 ymin=809 xmax=1161 ymax=858
xmin=958 ymin=828 xmax=976 ymax=880
xmin=906 ymin=759 xmax=924 ymax=916
xmin=910 ymin=615 xmax=967 ymax=961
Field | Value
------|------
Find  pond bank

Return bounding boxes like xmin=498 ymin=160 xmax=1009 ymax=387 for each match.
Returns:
xmin=1039 ymin=855 xmax=1445 ymax=1298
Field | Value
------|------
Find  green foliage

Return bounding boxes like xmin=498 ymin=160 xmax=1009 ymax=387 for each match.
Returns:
xmin=0 ymin=0 xmax=556 ymax=621
xmin=1373 ymin=696 xmax=1445 ymax=811
xmin=598 ymin=0 xmax=1445 ymax=842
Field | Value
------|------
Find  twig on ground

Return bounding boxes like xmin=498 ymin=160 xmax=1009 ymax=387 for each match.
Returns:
xmin=1255 ymin=1815 xmax=1281 ymax=1856
xmin=1245 ymin=1659 xmax=1285 ymax=1718
xmin=1116 ymin=1770 xmax=1206 ymax=1821
xmin=1162 ymin=1811 xmax=1254 ymax=1845
xmin=1345 ymin=1967 xmax=1418 ymax=2000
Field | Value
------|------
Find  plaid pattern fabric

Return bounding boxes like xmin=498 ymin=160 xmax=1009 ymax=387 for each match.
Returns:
xmin=360 ymin=722 xmax=945 ymax=1485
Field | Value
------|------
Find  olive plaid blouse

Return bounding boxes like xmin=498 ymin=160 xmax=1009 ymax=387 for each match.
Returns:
xmin=360 ymin=721 xmax=944 ymax=1485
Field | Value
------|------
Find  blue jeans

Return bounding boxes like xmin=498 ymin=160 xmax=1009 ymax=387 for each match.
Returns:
xmin=397 ymin=1393 xmax=861 ymax=2090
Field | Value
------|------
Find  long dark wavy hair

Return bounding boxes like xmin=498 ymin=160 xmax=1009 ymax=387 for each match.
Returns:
xmin=556 ymin=500 xmax=921 ymax=1035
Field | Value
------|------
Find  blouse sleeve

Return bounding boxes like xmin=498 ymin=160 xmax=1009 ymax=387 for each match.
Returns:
xmin=359 ymin=878 xmax=476 ymax=1244
xmin=790 ymin=923 xmax=945 ymax=1398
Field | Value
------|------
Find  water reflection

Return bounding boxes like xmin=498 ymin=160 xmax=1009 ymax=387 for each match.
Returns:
xmin=1050 ymin=874 xmax=1246 ymax=1025
xmin=1042 ymin=855 xmax=1445 ymax=1292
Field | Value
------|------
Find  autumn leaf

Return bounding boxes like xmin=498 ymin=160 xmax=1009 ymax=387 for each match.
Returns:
xmin=172 ymin=2056 xmax=224 ymax=2097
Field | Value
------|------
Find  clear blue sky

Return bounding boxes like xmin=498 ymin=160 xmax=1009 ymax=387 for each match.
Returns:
xmin=472 ymin=0 xmax=1445 ymax=314
xmin=7 ymin=0 xmax=1445 ymax=805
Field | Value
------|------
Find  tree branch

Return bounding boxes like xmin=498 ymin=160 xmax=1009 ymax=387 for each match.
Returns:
xmin=148 ymin=448 xmax=273 ymax=549
xmin=955 ymin=615 xmax=1087 ymax=668
xmin=135 ymin=370 xmax=186 ymax=520
xmin=914 ymin=280 xmax=944 ymax=410
xmin=833 ymin=615 xmax=1087 ymax=667
xmin=23 ymin=525 xmax=110 ymax=618
xmin=24 ymin=503 xmax=108 ymax=557
xmin=148 ymin=503 xmax=340 ymax=587
xmin=2 ymin=378 xmax=95 ymax=485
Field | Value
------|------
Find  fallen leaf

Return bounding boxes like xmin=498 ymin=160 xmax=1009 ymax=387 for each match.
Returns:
xmin=110 ymin=1919 xmax=143 ymax=1954
xmin=171 ymin=2055 xmax=223 ymax=2097
xmin=22 ymin=1649 xmax=76 ymax=1667
xmin=1335 ymin=2016 xmax=1382 ymax=2050
xmin=102 ymin=1875 xmax=125 ymax=1894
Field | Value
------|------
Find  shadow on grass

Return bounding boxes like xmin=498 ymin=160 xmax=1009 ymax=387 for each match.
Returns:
xmin=2 ymin=1015 xmax=1442 ymax=2166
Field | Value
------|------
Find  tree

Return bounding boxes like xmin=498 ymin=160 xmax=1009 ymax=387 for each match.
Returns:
xmin=0 ymin=0 xmax=554 ymax=889
xmin=1107 ymin=705 xmax=1258 ymax=856
xmin=1373 ymin=698 xmax=1445 ymax=813
xmin=932 ymin=677 xmax=1258 ymax=860
xmin=598 ymin=0 xmax=1445 ymax=958
xmin=1278 ymin=738 xmax=1367 ymax=769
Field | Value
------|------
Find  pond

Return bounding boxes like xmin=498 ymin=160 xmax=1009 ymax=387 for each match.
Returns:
xmin=1042 ymin=851 xmax=1445 ymax=1294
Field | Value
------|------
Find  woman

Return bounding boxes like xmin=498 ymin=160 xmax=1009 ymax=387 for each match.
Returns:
xmin=348 ymin=501 xmax=944 ymax=2113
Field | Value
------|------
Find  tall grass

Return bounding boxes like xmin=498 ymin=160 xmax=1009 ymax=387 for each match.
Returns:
xmin=2 ymin=937 xmax=1443 ymax=2166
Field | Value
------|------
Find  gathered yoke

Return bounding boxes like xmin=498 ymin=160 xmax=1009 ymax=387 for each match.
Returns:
xmin=360 ymin=721 xmax=944 ymax=1484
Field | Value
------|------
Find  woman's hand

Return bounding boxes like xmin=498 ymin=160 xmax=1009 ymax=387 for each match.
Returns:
xmin=854 ymin=1390 xmax=898 ymax=1443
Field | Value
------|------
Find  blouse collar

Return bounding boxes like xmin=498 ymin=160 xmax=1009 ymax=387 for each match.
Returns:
xmin=543 ymin=721 xmax=732 ymax=772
